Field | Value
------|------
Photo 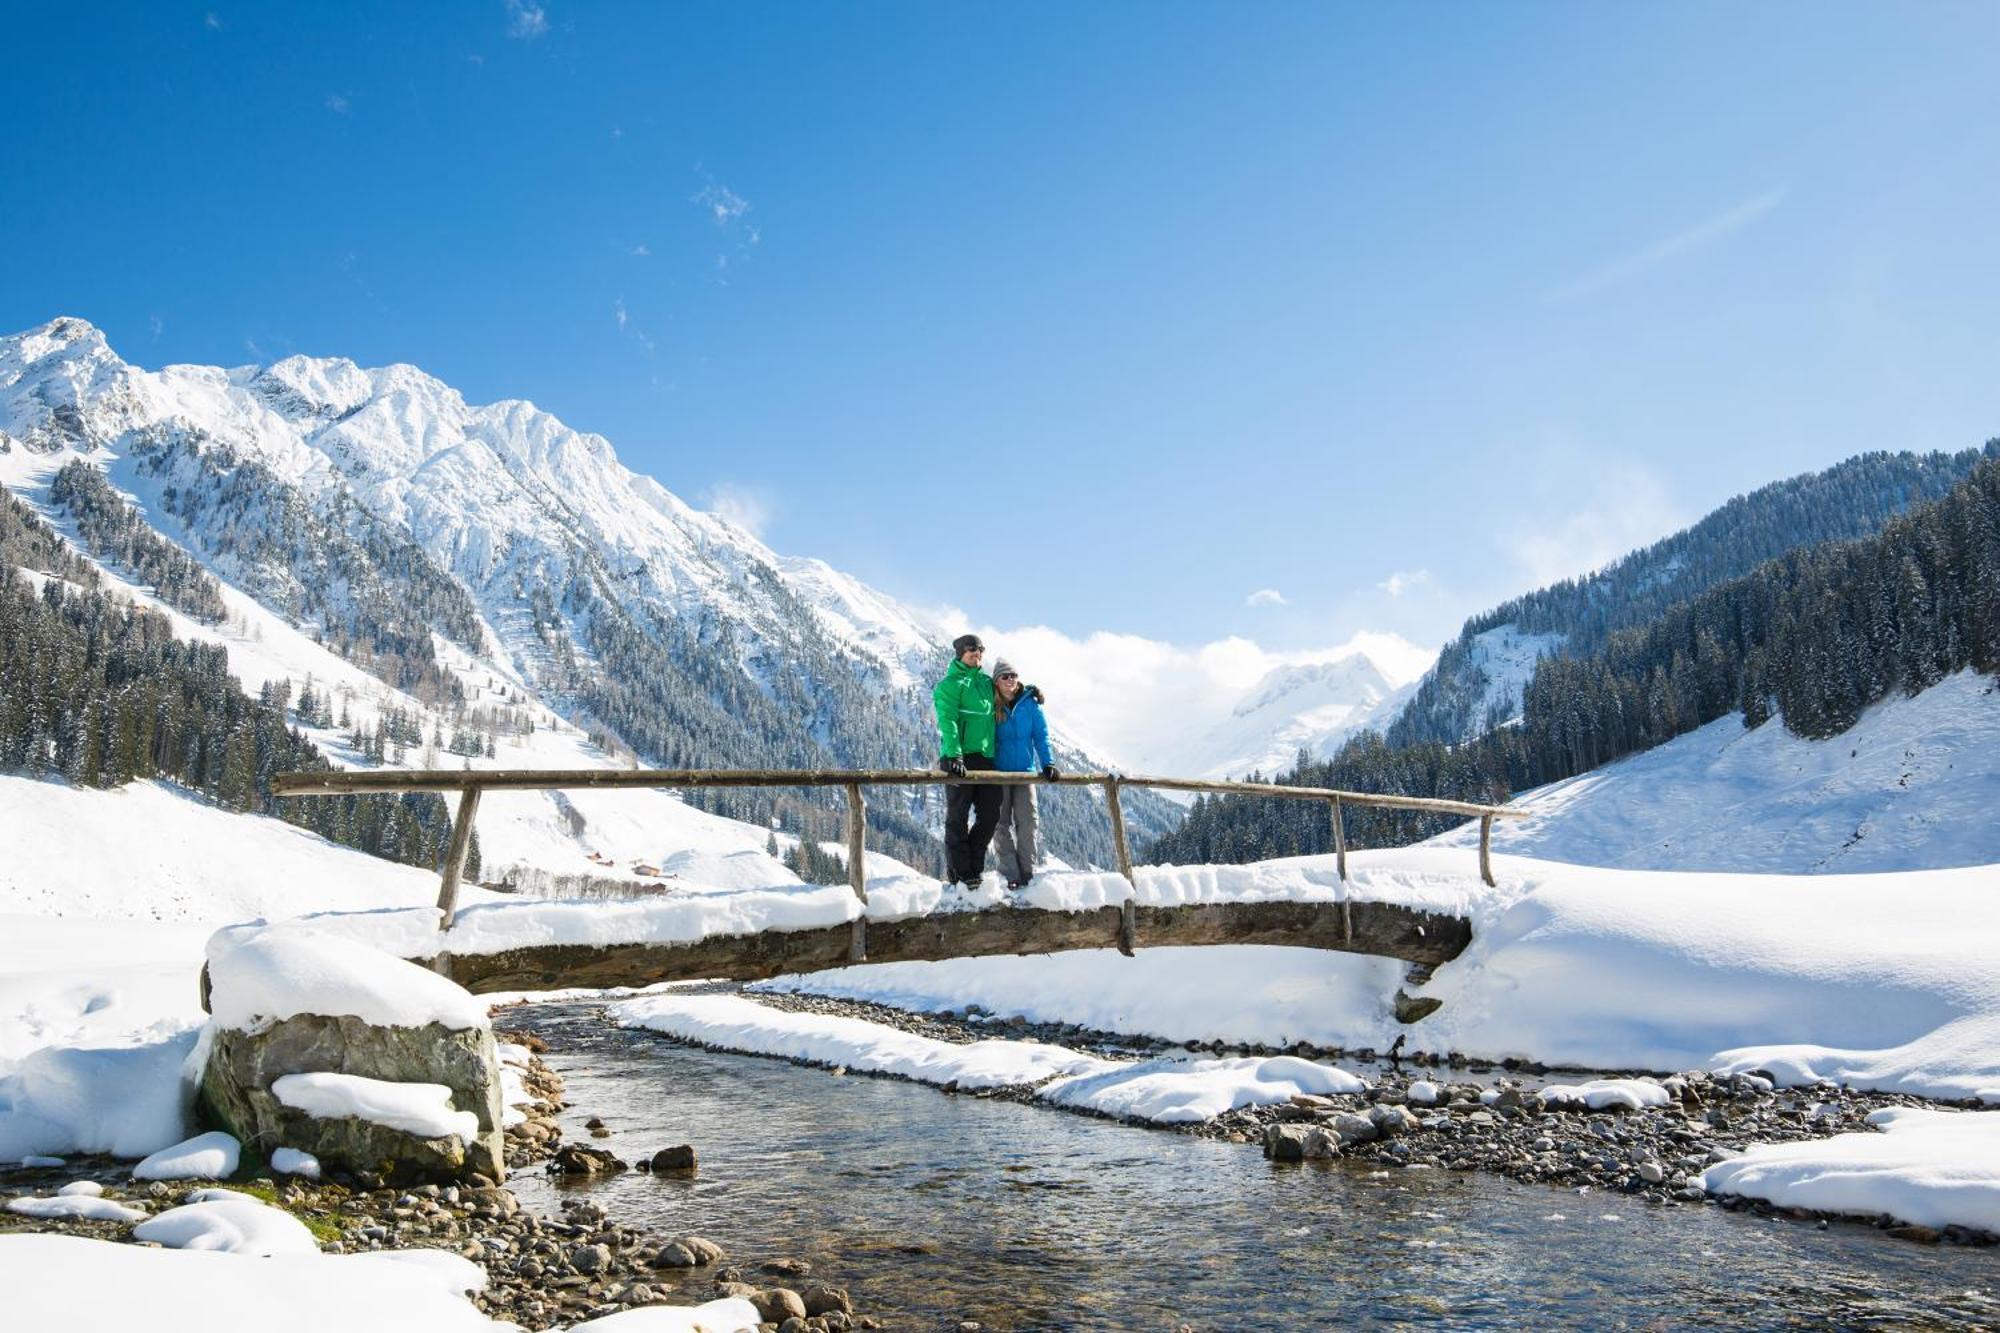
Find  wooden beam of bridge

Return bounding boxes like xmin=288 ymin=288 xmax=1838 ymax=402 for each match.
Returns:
xmin=273 ymin=765 xmax=1523 ymax=956
xmin=431 ymin=899 xmax=1473 ymax=995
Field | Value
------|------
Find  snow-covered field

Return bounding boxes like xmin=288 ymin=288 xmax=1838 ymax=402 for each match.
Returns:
xmin=1428 ymin=669 xmax=2000 ymax=873
xmin=764 ymin=849 xmax=2000 ymax=1101
xmin=7 ymin=770 xmax=2000 ymax=1240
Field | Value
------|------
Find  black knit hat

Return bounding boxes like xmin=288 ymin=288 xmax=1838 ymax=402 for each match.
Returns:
xmin=952 ymin=633 xmax=985 ymax=656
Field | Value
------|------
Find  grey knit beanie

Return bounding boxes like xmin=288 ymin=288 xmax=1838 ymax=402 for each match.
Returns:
xmin=993 ymin=658 xmax=1017 ymax=679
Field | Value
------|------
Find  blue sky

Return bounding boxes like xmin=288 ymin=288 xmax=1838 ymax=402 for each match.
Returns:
xmin=6 ymin=2 xmax=1999 ymax=659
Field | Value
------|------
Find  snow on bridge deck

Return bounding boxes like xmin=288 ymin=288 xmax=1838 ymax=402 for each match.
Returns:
xmin=217 ymin=858 xmax=1477 ymax=995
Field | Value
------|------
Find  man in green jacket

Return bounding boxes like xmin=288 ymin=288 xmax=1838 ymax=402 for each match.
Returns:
xmin=934 ymin=633 xmax=1002 ymax=888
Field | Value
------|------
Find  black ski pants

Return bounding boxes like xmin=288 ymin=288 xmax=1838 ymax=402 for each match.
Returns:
xmin=944 ymin=754 xmax=1003 ymax=884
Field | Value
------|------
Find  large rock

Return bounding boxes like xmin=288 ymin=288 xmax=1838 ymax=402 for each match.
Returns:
xmin=196 ymin=1013 xmax=505 ymax=1183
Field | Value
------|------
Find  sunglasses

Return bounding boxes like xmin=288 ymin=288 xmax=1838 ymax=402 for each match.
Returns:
xmin=998 ymin=672 xmax=1018 ymax=680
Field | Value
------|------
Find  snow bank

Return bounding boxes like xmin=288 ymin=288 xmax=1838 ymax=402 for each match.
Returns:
xmin=759 ymin=946 xmax=1406 ymax=1051
xmin=132 ymin=1131 xmax=240 ymax=1181
xmin=1041 ymin=1054 xmax=1366 ymax=1124
xmin=0 ymin=774 xmax=487 ymax=926
xmin=205 ymin=927 xmax=488 ymax=1032
xmin=5 ymin=1192 xmax=146 ymax=1222
xmin=1537 ymin=1079 xmax=1671 ymax=1112
xmin=0 ymin=1233 xmax=500 ymax=1332
xmin=134 ymin=1195 xmax=319 ymax=1256
xmin=273 ymin=1146 xmax=321 ymax=1178
xmin=0 ymin=1031 xmax=198 ymax=1162
xmin=1702 ymin=1107 xmax=2000 ymax=1233
xmin=1711 ymin=1012 xmax=2000 ymax=1104
xmin=616 ymin=993 xmax=1375 ymax=1126
xmin=567 ymin=1299 xmax=762 ymax=1331
xmin=0 ymin=913 xmax=210 ymax=1063
xmin=767 ymin=847 xmax=2000 ymax=1108
xmin=613 ymin=993 xmax=1112 ymax=1089
xmin=272 ymin=1072 xmax=479 ymax=1141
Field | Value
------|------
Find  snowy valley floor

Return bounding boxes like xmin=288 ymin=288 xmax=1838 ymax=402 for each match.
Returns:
xmin=6 ymin=833 xmax=2000 ymax=1329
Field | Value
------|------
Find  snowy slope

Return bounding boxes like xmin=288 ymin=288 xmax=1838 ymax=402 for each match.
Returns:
xmin=1425 ymin=668 xmax=2000 ymax=873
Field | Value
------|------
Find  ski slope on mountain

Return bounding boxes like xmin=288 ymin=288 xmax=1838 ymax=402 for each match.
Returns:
xmin=1426 ymin=668 xmax=2000 ymax=873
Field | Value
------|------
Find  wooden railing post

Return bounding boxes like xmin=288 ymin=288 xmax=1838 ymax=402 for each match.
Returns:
xmin=431 ymin=785 xmax=481 ymax=975
xmin=436 ymin=785 xmax=482 ymax=925
xmin=1330 ymin=796 xmax=1351 ymax=944
xmin=1104 ymin=778 xmax=1138 ymax=957
xmin=1479 ymin=813 xmax=1495 ymax=888
xmin=845 ymin=782 xmax=868 ymax=963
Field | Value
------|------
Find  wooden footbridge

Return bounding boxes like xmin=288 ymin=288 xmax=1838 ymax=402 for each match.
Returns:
xmin=273 ymin=767 xmax=1524 ymax=1004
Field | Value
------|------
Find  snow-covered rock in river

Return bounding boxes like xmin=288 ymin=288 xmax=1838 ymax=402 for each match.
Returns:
xmin=196 ymin=928 xmax=503 ymax=1182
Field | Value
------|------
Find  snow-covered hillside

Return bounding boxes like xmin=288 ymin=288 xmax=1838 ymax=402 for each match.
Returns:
xmin=1426 ymin=668 xmax=2000 ymax=872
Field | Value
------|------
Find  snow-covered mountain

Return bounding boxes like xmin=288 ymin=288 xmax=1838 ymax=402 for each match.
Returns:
xmin=0 ymin=315 xmax=1187 ymax=871
xmin=1173 ymin=647 xmax=1421 ymax=780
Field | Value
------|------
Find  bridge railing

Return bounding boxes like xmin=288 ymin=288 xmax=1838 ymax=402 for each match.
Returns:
xmin=272 ymin=767 xmax=1527 ymax=962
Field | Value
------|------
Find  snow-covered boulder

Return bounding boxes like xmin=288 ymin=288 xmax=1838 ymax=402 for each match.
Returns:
xmin=195 ymin=929 xmax=504 ymax=1183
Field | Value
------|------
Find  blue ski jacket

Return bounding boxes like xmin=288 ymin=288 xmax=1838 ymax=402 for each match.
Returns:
xmin=994 ymin=691 xmax=1053 ymax=773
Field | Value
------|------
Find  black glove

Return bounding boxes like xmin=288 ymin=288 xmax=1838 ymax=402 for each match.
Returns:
xmin=1026 ymin=684 xmax=1045 ymax=704
xmin=939 ymin=756 xmax=967 ymax=777
xmin=1040 ymin=764 xmax=1059 ymax=780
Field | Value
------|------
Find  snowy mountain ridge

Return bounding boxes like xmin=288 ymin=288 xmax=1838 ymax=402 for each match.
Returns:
xmin=0 ymin=316 xmax=1188 ymax=871
xmin=1181 ymin=647 xmax=1420 ymax=780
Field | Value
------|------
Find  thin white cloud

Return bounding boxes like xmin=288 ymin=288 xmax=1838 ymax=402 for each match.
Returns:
xmin=504 ymin=0 xmax=548 ymax=40
xmin=204 ymin=12 xmax=222 ymax=29
xmin=630 ymin=243 xmax=649 ymax=257
xmin=324 ymin=92 xmax=350 ymax=115
xmin=693 ymin=182 xmax=750 ymax=226
xmin=1503 ymin=460 xmax=1686 ymax=587
xmin=1376 ymin=569 xmax=1430 ymax=598
xmin=703 ymin=483 xmax=773 ymax=538
xmin=1548 ymin=187 xmax=1787 ymax=304
xmin=1245 ymin=588 xmax=1287 ymax=608
xmin=149 ymin=314 xmax=164 ymax=338
xmin=613 ymin=297 xmax=628 ymax=329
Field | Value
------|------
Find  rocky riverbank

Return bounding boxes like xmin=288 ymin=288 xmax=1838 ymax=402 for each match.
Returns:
xmin=715 ymin=988 xmax=2000 ymax=1249
xmin=1 ymin=1039 xmax=877 ymax=1333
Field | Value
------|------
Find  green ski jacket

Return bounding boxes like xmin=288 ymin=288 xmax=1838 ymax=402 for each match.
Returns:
xmin=932 ymin=657 xmax=997 ymax=760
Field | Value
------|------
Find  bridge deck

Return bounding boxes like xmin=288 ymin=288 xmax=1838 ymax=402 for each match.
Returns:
xmin=435 ymin=897 xmax=1471 ymax=993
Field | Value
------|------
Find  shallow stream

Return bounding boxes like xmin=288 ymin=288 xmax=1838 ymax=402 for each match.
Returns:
xmin=508 ymin=1005 xmax=1997 ymax=1330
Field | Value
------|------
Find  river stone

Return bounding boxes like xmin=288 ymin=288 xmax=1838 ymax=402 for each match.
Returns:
xmin=1638 ymin=1162 xmax=1666 ymax=1184
xmin=550 ymin=1143 xmax=627 ymax=1175
xmin=196 ymin=1014 xmax=505 ymax=1183
xmin=1263 ymin=1123 xmax=1311 ymax=1161
xmin=803 ymin=1286 xmax=853 ymax=1316
xmin=753 ymin=1289 xmax=809 ymax=1323
xmin=570 ymin=1243 xmax=612 ymax=1273
xmin=1329 ymin=1112 xmax=1378 ymax=1145
xmin=1300 ymin=1127 xmax=1341 ymax=1160
xmin=649 ymin=1144 xmax=698 ymax=1172
xmin=1369 ymin=1105 xmax=1419 ymax=1138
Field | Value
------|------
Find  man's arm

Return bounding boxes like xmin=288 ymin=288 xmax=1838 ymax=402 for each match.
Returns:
xmin=932 ymin=676 xmax=963 ymax=758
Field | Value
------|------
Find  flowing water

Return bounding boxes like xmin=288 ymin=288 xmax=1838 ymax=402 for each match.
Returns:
xmin=508 ymin=1005 xmax=1997 ymax=1330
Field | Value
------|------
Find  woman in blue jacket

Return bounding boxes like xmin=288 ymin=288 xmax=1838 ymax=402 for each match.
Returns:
xmin=991 ymin=658 xmax=1057 ymax=889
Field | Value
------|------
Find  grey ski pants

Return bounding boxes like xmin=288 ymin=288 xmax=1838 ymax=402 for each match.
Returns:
xmin=993 ymin=783 xmax=1038 ymax=885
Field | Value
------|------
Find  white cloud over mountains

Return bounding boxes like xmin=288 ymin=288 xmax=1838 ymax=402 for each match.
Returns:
xmin=960 ymin=621 xmax=1434 ymax=773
